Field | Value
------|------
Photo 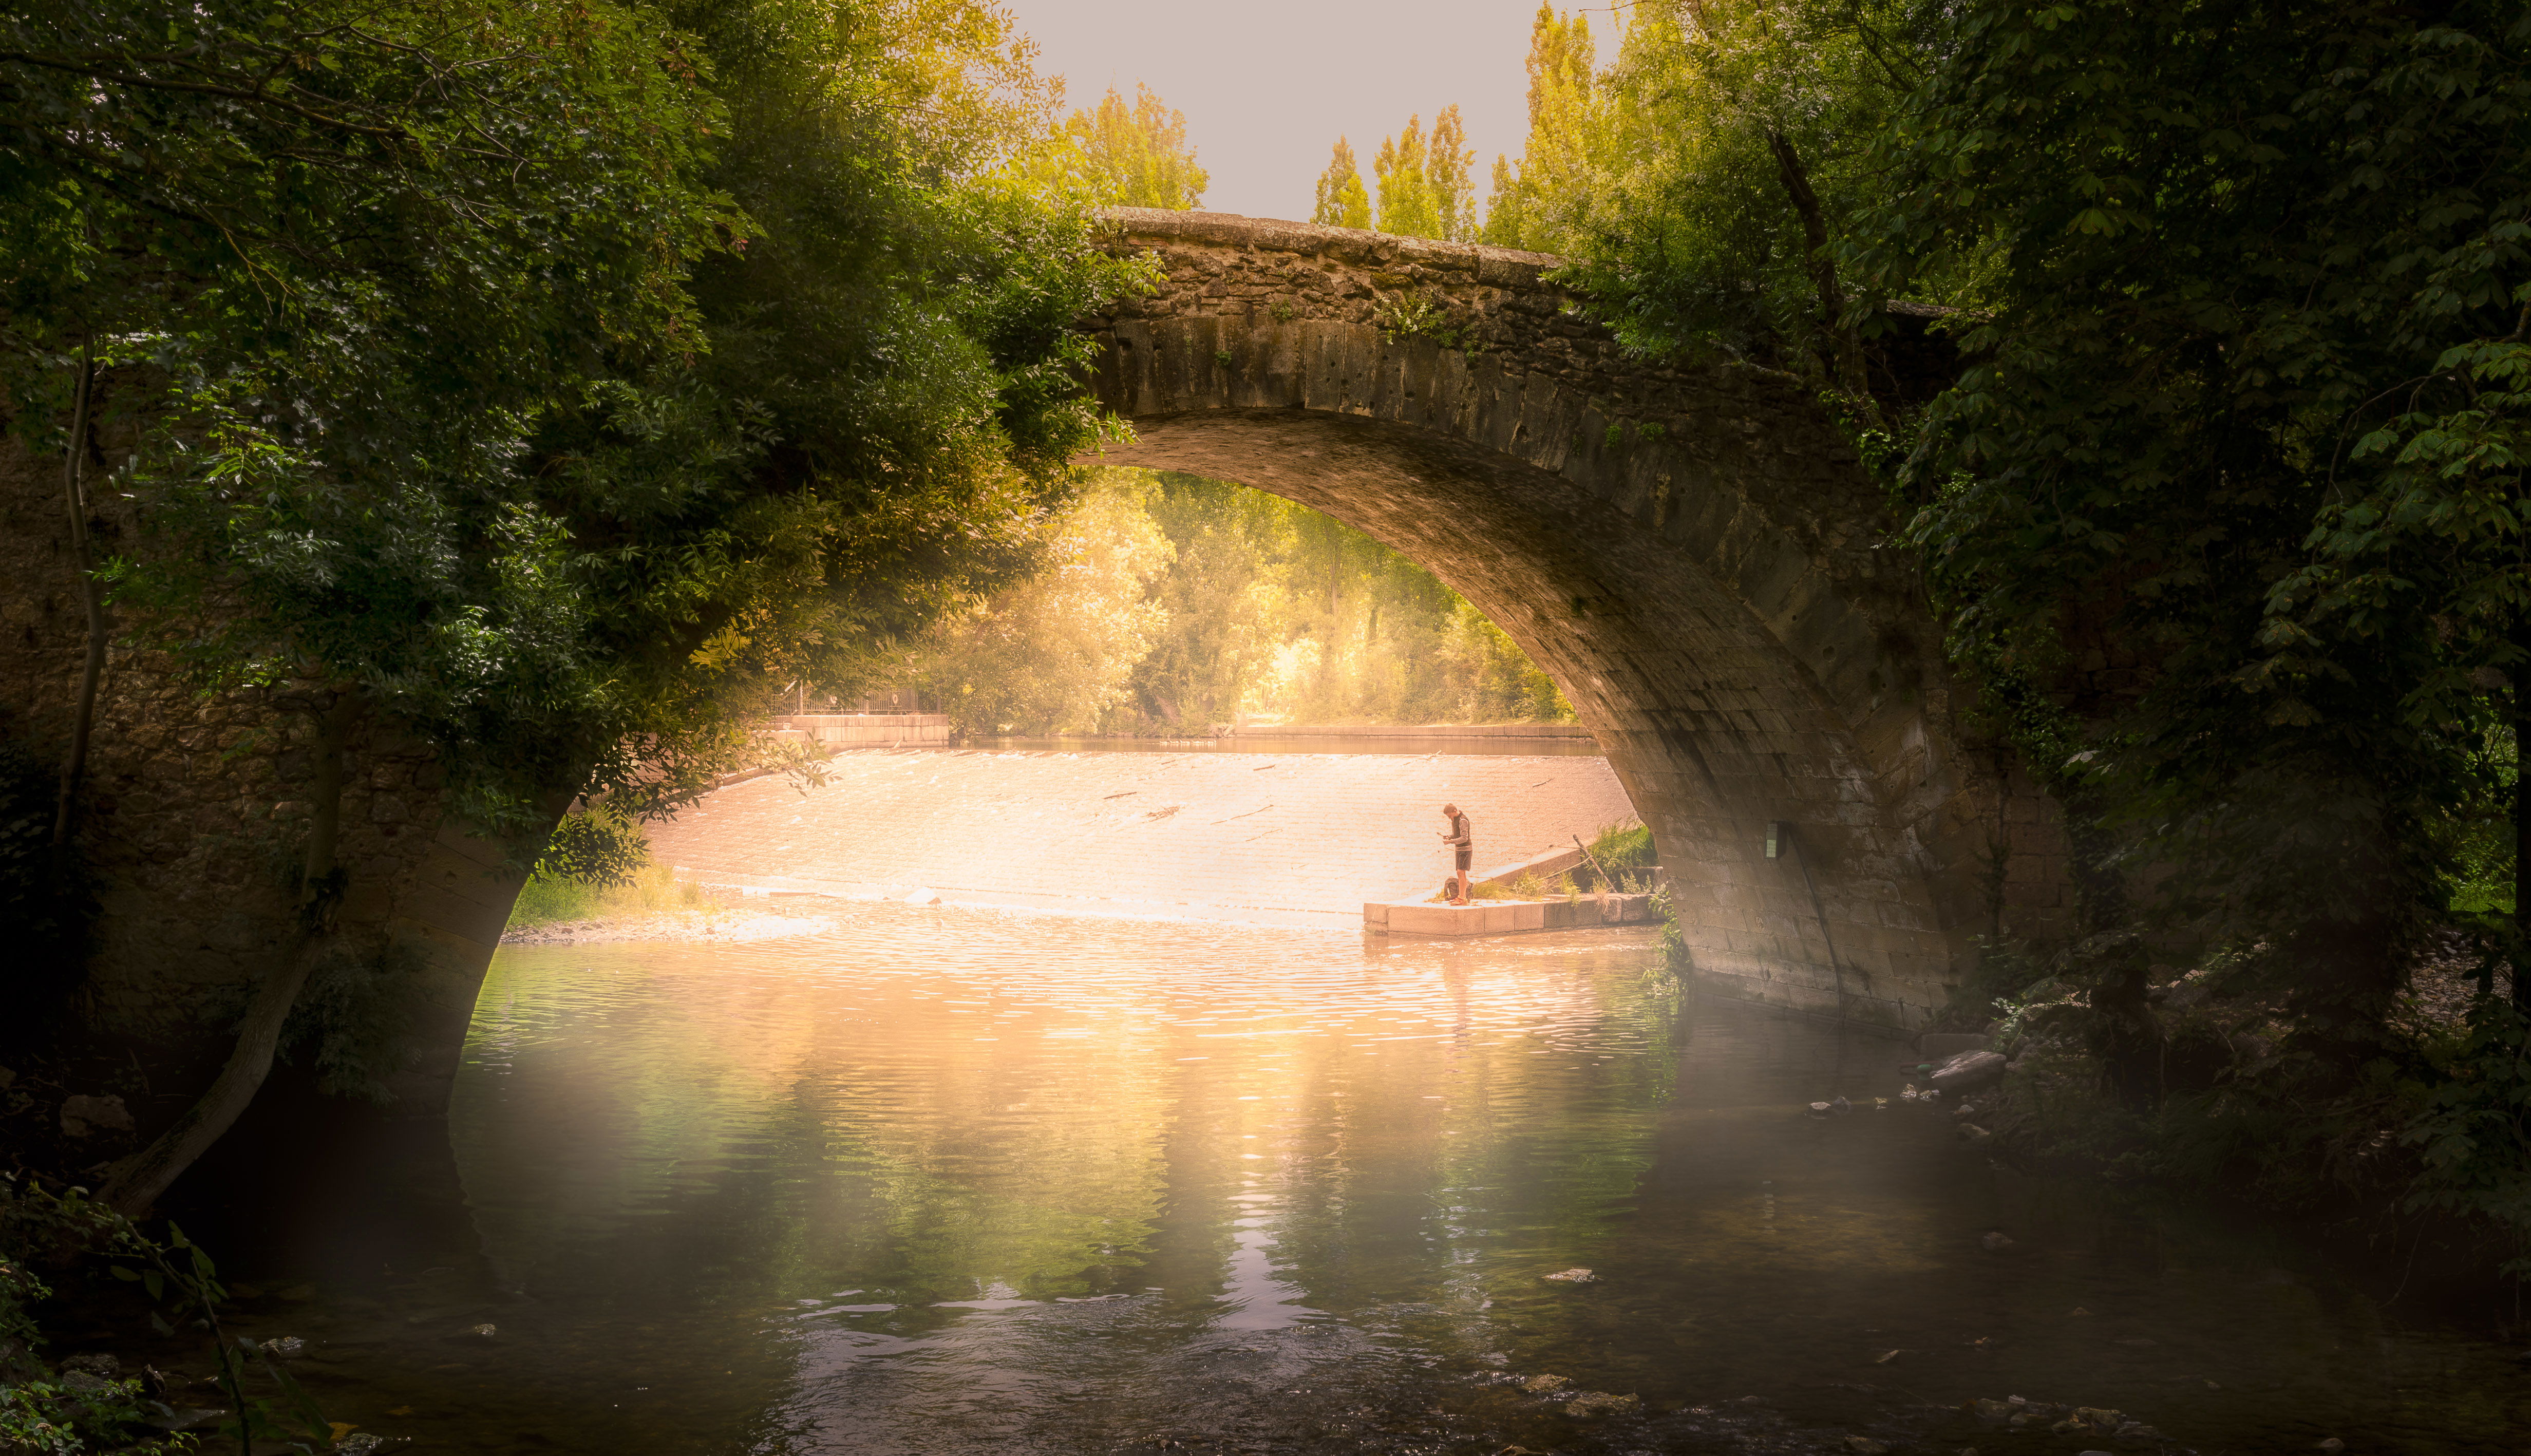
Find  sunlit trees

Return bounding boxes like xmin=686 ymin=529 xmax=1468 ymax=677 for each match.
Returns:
xmin=1027 ymin=81 xmax=1210 ymax=209
xmin=912 ymin=475 xmax=1575 ymax=733
xmin=1483 ymin=4 xmax=1612 ymax=253
xmin=1312 ymin=138 xmax=1373 ymax=230
xmin=916 ymin=481 xmax=1170 ymax=735
xmin=1554 ymin=0 xmax=1914 ymax=396
xmin=1368 ymin=107 xmax=1477 ymax=242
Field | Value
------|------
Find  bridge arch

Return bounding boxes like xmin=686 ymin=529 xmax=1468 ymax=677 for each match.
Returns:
xmin=1081 ymin=209 xmax=2056 ymax=1026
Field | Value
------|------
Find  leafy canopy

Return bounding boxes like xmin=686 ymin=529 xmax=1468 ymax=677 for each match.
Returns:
xmin=2 ymin=0 xmax=1147 ymax=840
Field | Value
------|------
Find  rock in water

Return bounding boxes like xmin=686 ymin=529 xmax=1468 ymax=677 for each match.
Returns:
xmin=1930 ymin=1049 xmax=2009 ymax=1093
xmin=1541 ymin=1268 xmax=1595 ymax=1283
xmin=1980 ymin=1230 xmax=2016 ymax=1253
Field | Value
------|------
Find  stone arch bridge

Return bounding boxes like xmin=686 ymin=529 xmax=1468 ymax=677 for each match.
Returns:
xmin=1078 ymin=209 xmax=2064 ymax=1023
xmin=2 ymin=210 xmax=2069 ymax=1151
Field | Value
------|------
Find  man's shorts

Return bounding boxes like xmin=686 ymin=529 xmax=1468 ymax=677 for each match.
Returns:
xmin=1455 ymin=849 xmax=1472 ymax=871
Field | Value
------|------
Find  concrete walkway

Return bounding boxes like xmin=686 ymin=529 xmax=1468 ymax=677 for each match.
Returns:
xmin=643 ymin=748 xmax=1635 ymax=928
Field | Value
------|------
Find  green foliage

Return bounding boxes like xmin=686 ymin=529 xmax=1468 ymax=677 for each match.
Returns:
xmin=2397 ymin=1001 xmax=2531 ymax=1272
xmin=0 ymin=1175 xmax=314 ymax=1453
xmin=1310 ymin=139 xmax=1373 ymax=230
xmin=913 ymin=480 xmax=1170 ymax=735
xmin=533 ymin=805 xmax=650 ymax=890
xmin=1588 ymin=822 xmax=1655 ymax=869
xmin=1022 ymin=82 xmax=1208 ymax=209
xmin=1370 ymin=108 xmax=1478 ymax=242
xmin=908 ymin=471 xmax=1575 ymax=733
xmin=1483 ymin=3 xmax=1610 ymax=252
xmin=2 ymin=0 xmax=1146 ymax=854
xmin=506 ymin=861 xmax=722 ymax=929
xmin=1506 ymin=0 xmax=1923 ymax=399
xmin=1369 ymin=294 xmax=1465 ymax=348
xmin=1847 ymin=0 xmax=2531 ymax=1047
xmin=277 ymin=943 xmax=424 ymax=1104
xmin=0 ymin=1379 xmax=195 ymax=1456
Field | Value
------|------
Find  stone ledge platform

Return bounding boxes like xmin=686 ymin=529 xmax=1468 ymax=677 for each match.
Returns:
xmin=1365 ymin=893 xmax=1659 ymax=938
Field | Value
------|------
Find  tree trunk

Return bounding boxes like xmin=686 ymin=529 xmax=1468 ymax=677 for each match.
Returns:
xmin=99 ymin=691 xmax=358 ymax=1216
xmin=1763 ymin=129 xmax=1869 ymax=407
xmin=51 ymin=339 xmax=106 ymax=849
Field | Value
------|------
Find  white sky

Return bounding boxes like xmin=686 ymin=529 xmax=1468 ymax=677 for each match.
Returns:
xmin=998 ymin=0 xmax=1551 ymax=222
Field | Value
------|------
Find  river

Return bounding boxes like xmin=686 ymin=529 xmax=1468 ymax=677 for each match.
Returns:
xmin=158 ymin=901 xmax=2528 ymax=1454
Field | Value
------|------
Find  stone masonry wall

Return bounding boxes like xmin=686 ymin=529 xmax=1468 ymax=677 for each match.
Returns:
xmin=1 ymin=421 xmax=530 ymax=1119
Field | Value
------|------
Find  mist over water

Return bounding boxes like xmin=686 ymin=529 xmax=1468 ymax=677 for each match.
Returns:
xmin=257 ymin=903 xmax=2503 ymax=1453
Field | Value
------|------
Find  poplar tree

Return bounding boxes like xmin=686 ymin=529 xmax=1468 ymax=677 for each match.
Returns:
xmin=1044 ymin=82 xmax=1209 ymax=209
xmin=1428 ymin=105 xmax=1479 ymax=242
xmin=1311 ymin=138 xmax=1373 ymax=229
xmin=1373 ymin=109 xmax=1478 ymax=242
xmin=1484 ymin=4 xmax=1607 ymax=251
xmin=1375 ymin=116 xmax=1440 ymax=238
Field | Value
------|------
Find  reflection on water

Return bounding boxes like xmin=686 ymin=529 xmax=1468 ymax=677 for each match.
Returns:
xmin=267 ymin=904 xmax=2526 ymax=1452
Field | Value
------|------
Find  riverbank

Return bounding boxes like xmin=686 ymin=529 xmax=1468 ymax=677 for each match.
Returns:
xmin=498 ymin=901 xmax=838 ymax=945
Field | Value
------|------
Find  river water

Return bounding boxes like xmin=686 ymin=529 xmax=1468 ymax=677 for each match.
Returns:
xmin=171 ymin=903 xmax=2525 ymax=1453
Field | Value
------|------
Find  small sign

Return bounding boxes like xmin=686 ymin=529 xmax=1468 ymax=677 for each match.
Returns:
xmin=1765 ymin=820 xmax=1789 ymax=859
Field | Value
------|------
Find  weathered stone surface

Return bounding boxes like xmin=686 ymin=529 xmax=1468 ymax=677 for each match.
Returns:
xmin=1929 ymin=1049 xmax=2009 ymax=1092
xmin=1078 ymin=209 xmax=2071 ymax=1026
xmin=1918 ymin=1032 xmax=1992 ymax=1063
xmin=0 ymin=419 xmax=535 ymax=1123
xmin=59 ymin=1093 xmax=133 ymax=1137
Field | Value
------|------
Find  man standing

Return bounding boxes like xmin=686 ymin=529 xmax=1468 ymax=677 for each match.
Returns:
xmin=1439 ymin=802 xmax=1474 ymax=905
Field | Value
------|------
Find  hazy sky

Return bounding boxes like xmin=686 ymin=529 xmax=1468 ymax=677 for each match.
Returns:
xmin=997 ymin=0 xmax=1550 ymax=222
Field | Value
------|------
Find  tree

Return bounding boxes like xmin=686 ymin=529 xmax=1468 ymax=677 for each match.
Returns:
xmin=1312 ymin=138 xmax=1373 ymax=230
xmin=1539 ymin=0 xmax=1921 ymax=399
xmin=1429 ymin=106 xmax=1479 ymax=242
xmin=1371 ymin=109 xmax=1475 ymax=242
xmin=1484 ymin=4 xmax=1609 ymax=251
xmin=1029 ymin=81 xmax=1209 ymax=209
xmin=1 ymin=0 xmax=1144 ymax=1211
xmin=1845 ymin=0 xmax=2531 ymax=1054
xmin=916 ymin=477 xmax=1169 ymax=735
